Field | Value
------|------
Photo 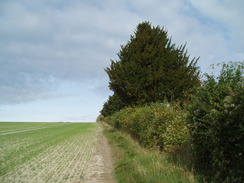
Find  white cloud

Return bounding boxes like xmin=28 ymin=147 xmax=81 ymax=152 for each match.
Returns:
xmin=0 ymin=0 xmax=243 ymax=121
xmin=0 ymin=0 xmax=124 ymax=105
xmin=186 ymin=0 xmax=244 ymax=61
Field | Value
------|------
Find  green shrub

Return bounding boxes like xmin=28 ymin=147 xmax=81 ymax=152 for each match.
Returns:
xmin=187 ymin=62 xmax=244 ymax=182
xmin=104 ymin=103 xmax=189 ymax=151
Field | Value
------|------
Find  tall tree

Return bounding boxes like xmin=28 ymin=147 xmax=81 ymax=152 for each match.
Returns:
xmin=105 ymin=22 xmax=200 ymax=106
xmin=100 ymin=93 xmax=126 ymax=117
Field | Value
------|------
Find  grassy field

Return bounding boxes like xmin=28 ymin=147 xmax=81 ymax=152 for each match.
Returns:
xmin=0 ymin=122 xmax=98 ymax=182
xmin=103 ymin=123 xmax=202 ymax=183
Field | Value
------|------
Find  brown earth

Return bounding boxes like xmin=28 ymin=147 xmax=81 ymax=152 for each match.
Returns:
xmin=81 ymin=124 xmax=116 ymax=183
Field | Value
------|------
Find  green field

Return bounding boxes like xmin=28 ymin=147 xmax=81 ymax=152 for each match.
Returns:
xmin=0 ymin=122 xmax=98 ymax=182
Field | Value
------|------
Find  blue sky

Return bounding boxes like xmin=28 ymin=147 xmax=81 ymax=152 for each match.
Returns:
xmin=0 ymin=0 xmax=243 ymax=122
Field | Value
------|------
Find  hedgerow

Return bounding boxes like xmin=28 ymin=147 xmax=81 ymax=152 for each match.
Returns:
xmin=104 ymin=103 xmax=189 ymax=151
xmin=187 ymin=62 xmax=244 ymax=182
xmin=102 ymin=54 xmax=243 ymax=182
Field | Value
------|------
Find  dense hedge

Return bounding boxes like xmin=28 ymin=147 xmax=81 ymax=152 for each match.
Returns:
xmin=188 ymin=62 xmax=244 ymax=182
xmin=104 ymin=103 xmax=189 ymax=151
xmin=102 ymin=62 xmax=243 ymax=182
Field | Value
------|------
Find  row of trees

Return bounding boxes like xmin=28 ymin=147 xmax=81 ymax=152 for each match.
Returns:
xmin=103 ymin=63 xmax=244 ymax=182
xmin=100 ymin=22 xmax=244 ymax=182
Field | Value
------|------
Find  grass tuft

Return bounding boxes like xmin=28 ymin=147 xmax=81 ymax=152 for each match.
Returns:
xmin=103 ymin=123 xmax=203 ymax=183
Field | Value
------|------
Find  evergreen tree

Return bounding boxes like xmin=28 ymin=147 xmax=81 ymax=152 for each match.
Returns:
xmin=105 ymin=22 xmax=200 ymax=106
xmin=100 ymin=93 xmax=126 ymax=117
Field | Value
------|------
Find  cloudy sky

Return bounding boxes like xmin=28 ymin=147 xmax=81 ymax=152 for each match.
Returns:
xmin=0 ymin=0 xmax=243 ymax=122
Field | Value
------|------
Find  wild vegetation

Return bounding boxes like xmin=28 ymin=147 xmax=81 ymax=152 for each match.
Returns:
xmin=105 ymin=103 xmax=188 ymax=151
xmin=101 ymin=21 xmax=244 ymax=182
xmin=0 ymin=122 xmax=98 ymax=182
xmin=188 ymin=62 xmax=244 ymax=182
xmin=104 ymin=123 xmax=200 ymax=183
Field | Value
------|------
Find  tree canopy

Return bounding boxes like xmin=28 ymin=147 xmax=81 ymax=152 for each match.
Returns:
xmin=102 ymin=22 xmax=200 ymax=115
xmin=100 ymin=93 xmax=126 ymax=117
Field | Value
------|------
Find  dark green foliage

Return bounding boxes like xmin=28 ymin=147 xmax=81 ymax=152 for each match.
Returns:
xmin=100 ymin=21 xmax=244 ymax=182
xmin=105 ymin=103 xmax=189 ymax=151
xmin=100 ymin=93 xmax=126 ymax=117
xmin=96 ymin=114 xmax=103 ymax=122
xmin=105 ymin=22 xmax=200 ymax=106
xmin=187 ymin=62 xmax=244 ymax=182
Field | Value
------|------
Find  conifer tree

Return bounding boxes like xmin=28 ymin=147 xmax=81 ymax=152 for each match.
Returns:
xmin=100 ymin=93 xmax=126 ymax=117
xmin=105 ymin=22 xmax=200 ymax=107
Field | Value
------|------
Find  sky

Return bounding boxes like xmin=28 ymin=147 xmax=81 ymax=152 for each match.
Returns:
xmin=0 ymin=0 xmax=243 ymax=122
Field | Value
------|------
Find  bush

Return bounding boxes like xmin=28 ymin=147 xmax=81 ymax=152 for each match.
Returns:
xmin=187 ymin=62 xmax=244 ymax=182
xmin=104 ymin=103 xmax=189 ymax=151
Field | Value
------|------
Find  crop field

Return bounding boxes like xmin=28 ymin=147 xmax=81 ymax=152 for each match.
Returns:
xmin=0 ymin=122 xmax=98 ymax=182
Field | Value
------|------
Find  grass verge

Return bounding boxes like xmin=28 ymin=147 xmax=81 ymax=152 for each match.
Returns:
xmin=103 ymin=123 xmax=202 ymax=183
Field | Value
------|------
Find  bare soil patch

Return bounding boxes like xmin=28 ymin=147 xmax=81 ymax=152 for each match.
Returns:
xmin=81 ymin=124 xmax=116 ymax=183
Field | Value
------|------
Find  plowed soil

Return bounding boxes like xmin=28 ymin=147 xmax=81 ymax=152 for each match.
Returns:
xmin=0 ymin=123 xmax=115 ymax=183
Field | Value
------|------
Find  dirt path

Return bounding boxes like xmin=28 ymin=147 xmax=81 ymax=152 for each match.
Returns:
xmin=81 ymin=124 xmax=116 ymax=183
